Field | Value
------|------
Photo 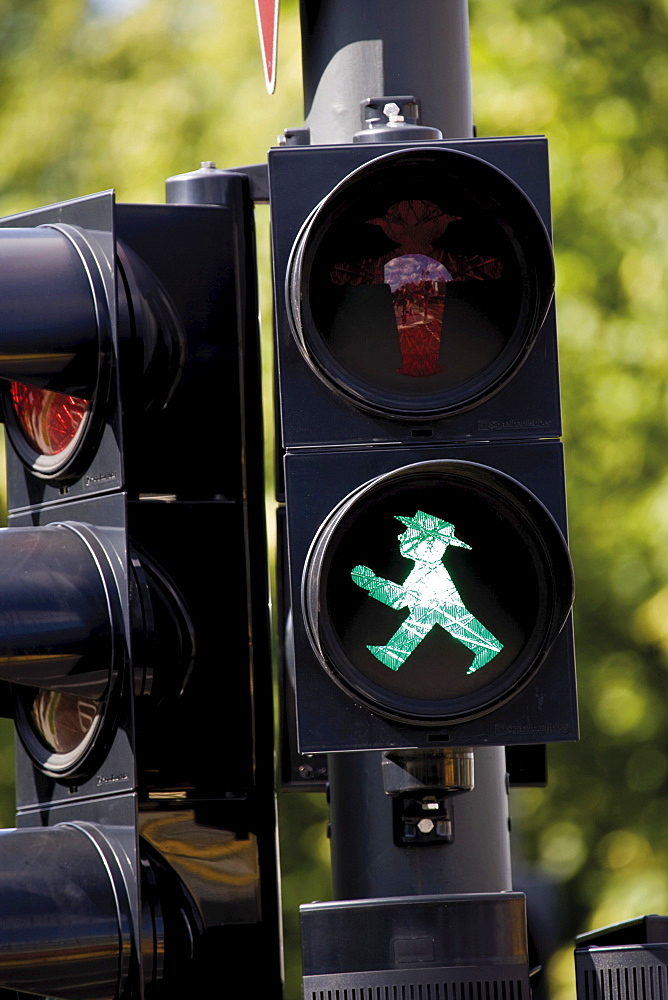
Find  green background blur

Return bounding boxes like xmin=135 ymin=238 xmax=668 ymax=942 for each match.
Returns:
xmin=2 ymin=1 xmax=668 ymax=996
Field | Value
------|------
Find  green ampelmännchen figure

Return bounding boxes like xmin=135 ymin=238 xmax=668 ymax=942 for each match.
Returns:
xmin=351 ymin=510 xmax=503 ymax=674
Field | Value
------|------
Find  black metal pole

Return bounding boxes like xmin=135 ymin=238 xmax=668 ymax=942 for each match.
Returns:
xmin=300 ymin=0 xmax=474 ymax=143
xmin=329 ymin=748 xmax=512 ymax=898
xmin=298 ymin=0 xmax=513 ymax=903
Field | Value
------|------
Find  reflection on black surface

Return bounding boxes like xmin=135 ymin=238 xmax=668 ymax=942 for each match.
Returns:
xmin=384 ymin=254 xmax=450 ymax=376
xmin=31 ymin=689 xmax=100 ymax=754
xmin=140 ymin=809 xmax=261 ymax=926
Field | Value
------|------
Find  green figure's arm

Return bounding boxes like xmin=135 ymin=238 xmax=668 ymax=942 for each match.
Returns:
xmin=351 ymin=565 xmax=409 ymax=610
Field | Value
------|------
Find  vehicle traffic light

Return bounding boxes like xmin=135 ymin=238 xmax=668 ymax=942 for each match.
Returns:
xmin=270 ymin=136 xmax=577 ymax=753
xmin=0 ymin=176 xmax=281 ymax=997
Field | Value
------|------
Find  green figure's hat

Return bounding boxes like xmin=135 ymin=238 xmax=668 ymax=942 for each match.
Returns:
xmin=395 ymin=510 xmax=472 ymax=550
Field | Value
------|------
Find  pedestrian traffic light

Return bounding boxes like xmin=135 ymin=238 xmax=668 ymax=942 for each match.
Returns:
xmin=0 ymin=174 xmax=281 ymax=997
xmin=270 ymin=136 xmax=577 ymax=753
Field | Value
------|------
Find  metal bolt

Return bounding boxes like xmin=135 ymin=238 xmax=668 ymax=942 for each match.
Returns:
xmin=383 ymin=102 xmax=404 ymax=123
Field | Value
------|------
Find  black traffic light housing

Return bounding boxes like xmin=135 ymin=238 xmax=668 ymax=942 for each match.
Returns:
xmin=0 ymin=181 xmax=281 ymax=997
xmin=272 ymin=138 xmax=559 ymax=446
xmin=270 ymin=136 xmax=577 ymax=754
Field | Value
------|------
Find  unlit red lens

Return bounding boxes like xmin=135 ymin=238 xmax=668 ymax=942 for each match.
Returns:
xmin=9 ymin=382 xmax=89 ymax=456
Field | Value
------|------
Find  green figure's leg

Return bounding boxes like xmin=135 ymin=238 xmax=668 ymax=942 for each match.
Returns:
xmin=437 ymin=608 xmax=503 ymax=674
xmin=466 ymin=643 xmax=501 ymax=674
xmin=367 ymin=613 xmax=434 ymax=671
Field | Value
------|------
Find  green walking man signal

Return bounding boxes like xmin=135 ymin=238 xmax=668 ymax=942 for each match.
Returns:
xmin=351 ymin=510 xmax=504 ymax=674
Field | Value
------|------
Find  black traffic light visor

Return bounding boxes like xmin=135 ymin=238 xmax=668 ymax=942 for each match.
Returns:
xmin=303 ymin=460 xmax=573 ymax=726
xmin=288 ymin=146 xmax=554 ymax=419
xmin=0 ymin=223 xmax=113 ymax=479
xmin=0 ymin=522 xmax=125 ymax=778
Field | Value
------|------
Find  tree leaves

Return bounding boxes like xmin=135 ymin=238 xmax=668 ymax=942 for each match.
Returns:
xmin=0 ymin=1 xmax=667 ymax=995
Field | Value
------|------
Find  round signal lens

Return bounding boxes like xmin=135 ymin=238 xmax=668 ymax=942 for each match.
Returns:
xmin=288 ymin=147 xmax=554 ymax=418
xmin=304 ymin=460 xmax=573 ymax=725
xmin=9 ymin=382 xmax=90 ymax=457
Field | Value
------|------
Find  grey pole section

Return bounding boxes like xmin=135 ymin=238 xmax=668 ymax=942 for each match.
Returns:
xmin=328 ymin=749 xmax=512 ymax=899
xmin=298 ymin=0 xmax=513 ymax=900
xmin=300 ymin=0 xmax=473 ymax=144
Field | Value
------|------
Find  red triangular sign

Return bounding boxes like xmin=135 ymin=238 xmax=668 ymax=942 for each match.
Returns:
xmin=254 ymin=0 xmax=279 ymax=94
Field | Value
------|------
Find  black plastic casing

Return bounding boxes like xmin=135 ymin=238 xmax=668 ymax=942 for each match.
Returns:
xmin=575 ymin=916 xmax=668 ymax=1000
xmin=301 ymin=893 xmax=531 ymax=1000
xmin=285 ymin=440 xmax=576 ymax=752
xmin=0 ymin=188 xmax=281 ymax=997
xmin=270 ymin=136 xmax=578 ymax=754
xmin=270 ymin=136 xmax=560 ymax=455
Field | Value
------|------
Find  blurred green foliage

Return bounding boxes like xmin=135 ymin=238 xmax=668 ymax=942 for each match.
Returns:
xmin=469 ymin=2 xmax=668 ymax=996
xmin=1 ymin=0 xmax=668 ymax=997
